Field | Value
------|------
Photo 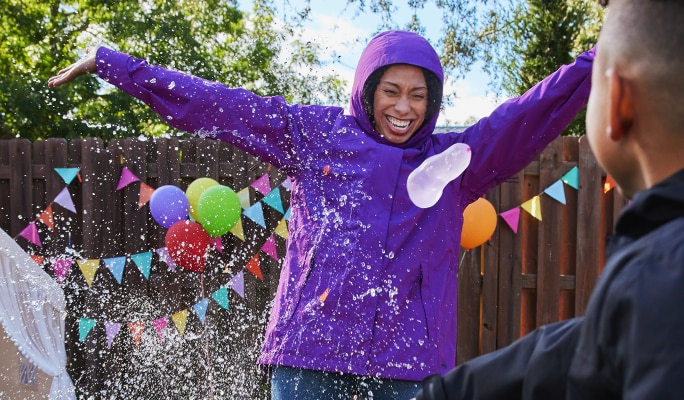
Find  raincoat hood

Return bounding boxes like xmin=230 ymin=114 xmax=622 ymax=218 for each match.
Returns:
xmin=350 ymin=30 xmax=444 ymax=149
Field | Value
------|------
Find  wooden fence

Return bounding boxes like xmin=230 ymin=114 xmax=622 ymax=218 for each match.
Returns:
xmin=0 ymin=135 xmax=625 ymax=398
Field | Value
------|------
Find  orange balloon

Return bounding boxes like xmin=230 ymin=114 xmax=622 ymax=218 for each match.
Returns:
xmin=460 ymin=197 xmax=498 ymax=249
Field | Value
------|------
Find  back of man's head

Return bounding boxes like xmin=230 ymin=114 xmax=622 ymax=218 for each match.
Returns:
xmin=600 ymin=0 xmax=684 ymax=129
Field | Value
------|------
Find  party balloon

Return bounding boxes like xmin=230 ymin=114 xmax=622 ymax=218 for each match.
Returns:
xmin=149 ymin=185 xmax=189 ymax=228
xmin=186 ymin=177 xmax=220 ymax=221
xmin=461 ymin=197 xmax=498 ymax=250
xmin=165 ymin=220 xmax=212 ymax=273
xmin=196 ymin=185 xmax=242 ymax=237
xmin=407 ymin=143 xmax=472 ymax=208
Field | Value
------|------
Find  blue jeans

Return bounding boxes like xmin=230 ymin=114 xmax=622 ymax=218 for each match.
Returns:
xmin=271 ymin=366 xmax=421 ymax=400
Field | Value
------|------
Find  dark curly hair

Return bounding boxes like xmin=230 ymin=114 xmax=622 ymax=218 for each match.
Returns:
xmin=362 ymin=65 xmax=443 ymax=130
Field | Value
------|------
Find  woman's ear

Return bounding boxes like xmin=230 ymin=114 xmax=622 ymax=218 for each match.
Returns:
xmin=607 ymin=68 xmax=634 ymax=141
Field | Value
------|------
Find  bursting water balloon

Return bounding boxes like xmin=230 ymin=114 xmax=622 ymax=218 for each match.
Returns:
xmin=407 ymin=143 xmax=472 ymax=208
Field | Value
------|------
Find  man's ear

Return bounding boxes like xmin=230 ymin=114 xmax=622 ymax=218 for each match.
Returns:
xmin=607 ymin=68 xmax=634 ymax=141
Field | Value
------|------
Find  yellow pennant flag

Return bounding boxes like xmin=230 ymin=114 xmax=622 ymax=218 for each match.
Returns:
xmin=172 ymin=309 xmax=189 ymax=336
xmin=274 ymin=218 xmax=288 ymax=239
xmin=230 ymin=218 xmax=245 ymax=241
xmin=521 ymin=196 xmax=543 ymax=221
xmin=77 ymin=259 xmax=100 ymax=286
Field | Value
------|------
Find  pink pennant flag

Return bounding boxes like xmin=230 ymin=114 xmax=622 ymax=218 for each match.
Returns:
xmin=214 ymin=237 xmax=223 ymax=253
xmin=152 ymin=317 xmax=168 ymax=343
xmin=500 ymin=208 xmax=521 ymax=234
xmin=51 ymin=258 xmax=73 ymax=284
xmin=53 ymin=187 xmax=76 ymax=213
xmin=18 ymin=222 xmax=42 ymax=247
xmin=261 ymin=235 xmax=279 ymax=261
xmin=251 ymin=173 xmax=271 ymax=195
xmin=104 ymin=321 xmax=121 ymax=348
xmin=228 ymin=270 xmax=245 ymax=298
xmin=116 ymin=167 xmax=141 ymax=191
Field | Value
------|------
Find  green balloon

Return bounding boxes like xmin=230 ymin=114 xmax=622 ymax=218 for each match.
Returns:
xmin=196 ymin=185 xmax=242 ymax=237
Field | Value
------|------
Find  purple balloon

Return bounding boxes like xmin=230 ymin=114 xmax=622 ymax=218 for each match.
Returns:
xmin=149 ymin=185 xmax=189 ymax=228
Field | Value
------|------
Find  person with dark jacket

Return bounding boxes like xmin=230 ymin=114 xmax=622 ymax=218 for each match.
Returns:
xmin=414 ymin=0 xmax=684 ymax=398
xmin=48 ymin=29 xmax=593 ymax=399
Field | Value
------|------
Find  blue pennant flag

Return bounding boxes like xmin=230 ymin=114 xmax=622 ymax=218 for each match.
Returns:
xmin=104 ymin=256 xmax=126 ymax=285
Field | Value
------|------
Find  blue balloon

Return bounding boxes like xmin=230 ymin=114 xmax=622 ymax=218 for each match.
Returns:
xmin=149 ymin=185 xmax=189 ymax=228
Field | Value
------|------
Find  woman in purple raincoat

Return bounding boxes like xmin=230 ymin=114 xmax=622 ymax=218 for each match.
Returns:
xmin=49 ymin=30 xmax=594 ymax=399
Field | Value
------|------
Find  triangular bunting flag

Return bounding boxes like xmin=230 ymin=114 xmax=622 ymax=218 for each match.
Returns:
xmin=251 ymin=173 xmax=271 ymax=195
xmin=138 ymin=182 xmax=155 ymax=209
xmin=116 ymin=167 xmax=140 ymax=190
xmin=214 ymin=237 xmax=223 ymax=253
xmin=262 ymin=188 xmax=284 ymax=214
xmin=500 ymin=208 xmax=521 ymax=234
xmin=229 ymin=218 xmax=245 ymax=241
xmin=55 ymin=168 xmax=80 ymax=185
xmin=156 ymin=247 xmax=176 ymax=272
xmin=53 ymin=187 xmax=76 ymax=213
xmin=236 ymin=188 xmax=251 ymax=210
xmin=51 ymin=258 xmax=72 ymax=284
xmin=38 ymin=205 xmax=54 ymax=230
xmin=152 ymin=317 xmax=168 ymax=343
xmin=104 ymin=321 xmax=121 ymax=348
xmin=29 ymin=254 xmax=44 ymax=266
xmin=172 ymin=310 xmax=189 ymax=336
xmin=104 ymin=256 xmax=126 ymax=285
xmin=193 ymin=298 xmax=210 ymax=325
xmin=77 ymin=259 xmax=100 ymax=287
xmin=243 ymin=203 xmax=266 ymax=228
xmin=521 ymin=196 xmax=543 ymax=221
xmin=561 ymin=166 xmax=579 ymax=190
xmin=18 ymin=222 xmax=42 ymax=247
xmin=79 ymin=318 xmax=96 ymax=342
xmin=280 ymin=177 xmax=293 ymax=191
xmin=245 ymin=253 xmax=263 ymax=280
xmin=128 ymin=322 xmax=144 ymax=347
xmin=274 ymin=218 xmax=288 ymax=239
xmin=261 ymin=235 xmax=279 ymax=261
xmin=228 ymin=270 xmax=245 ymax=298
xmin=284 ymin=207 xmax=291 ymax=221
xmin=604 ymin=174 xmax=617 ymax=193
xmin=131 ymin=251 xmax=153 ymax=280
xmin=211 ymin=287 xmax=230 ymax=310
xmin=543 ymin=180 xmax=566 ymax=205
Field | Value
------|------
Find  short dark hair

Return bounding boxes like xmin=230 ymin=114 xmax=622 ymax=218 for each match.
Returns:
xmin=362 ymin=65 xmax=443 ymax=129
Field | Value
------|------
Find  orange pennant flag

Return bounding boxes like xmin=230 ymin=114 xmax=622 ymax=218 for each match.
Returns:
xmin=138 ymin=182 xmax=155 ymax=209
xmin=29 ymin=254 xmax=44 ymax=266
xmin=604 ymin=174 xmax=617 ymax=193
xmin=245 ymin=253 xmax=263 ymax=280
xmin=38 ymin=205 xmax=54 ymax=230
xmin=128 ymin=322 xmax=145 ymax=347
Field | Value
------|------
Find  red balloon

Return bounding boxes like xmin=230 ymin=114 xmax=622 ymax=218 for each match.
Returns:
xmin=165 ymin=220 xmax=212 ymax=273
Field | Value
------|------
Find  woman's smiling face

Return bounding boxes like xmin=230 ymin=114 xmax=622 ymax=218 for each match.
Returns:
xmin=372 ymin=64 xmax=428 ymax=144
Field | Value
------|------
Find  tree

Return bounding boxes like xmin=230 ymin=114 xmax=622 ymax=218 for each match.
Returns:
xmin=481 ymin=0 xmax=604 ymax=135
xmin=0 ymin=0 xmax=345 ymax=140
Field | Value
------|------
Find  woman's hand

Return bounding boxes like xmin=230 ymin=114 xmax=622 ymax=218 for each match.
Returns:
xmin=47 ymin=47 xmax=98 ymax=88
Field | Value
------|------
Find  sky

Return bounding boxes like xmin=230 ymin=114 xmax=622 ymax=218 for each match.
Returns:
xmin=238 ymin=0 xmax=505 ymax=126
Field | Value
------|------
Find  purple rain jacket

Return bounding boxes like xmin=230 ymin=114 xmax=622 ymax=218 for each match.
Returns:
xmin=95 ymin=30 xmax=594 ymax=381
